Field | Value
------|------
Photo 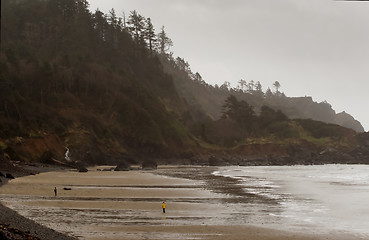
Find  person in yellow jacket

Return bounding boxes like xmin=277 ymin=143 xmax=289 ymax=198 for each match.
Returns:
xmin=162 ymin=201 xmax=166 ymax=213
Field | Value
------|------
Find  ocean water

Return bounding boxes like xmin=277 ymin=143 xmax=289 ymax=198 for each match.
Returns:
xmin=213 ymin=164 xmax=369 ymax=238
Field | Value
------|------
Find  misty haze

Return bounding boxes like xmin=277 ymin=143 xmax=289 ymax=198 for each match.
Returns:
xmin=1 ymin=0 xmax=369 ymax=240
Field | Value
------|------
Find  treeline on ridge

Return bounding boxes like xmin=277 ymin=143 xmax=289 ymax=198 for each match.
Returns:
xmin=0 ymin=0 xmax=366 ymax=166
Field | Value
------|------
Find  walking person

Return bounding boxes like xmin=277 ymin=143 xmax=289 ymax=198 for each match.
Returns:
xmin=54 ymin=187 xmax=57 ymax=196
xmin=162 ymin=201 xmax=166 ymax=213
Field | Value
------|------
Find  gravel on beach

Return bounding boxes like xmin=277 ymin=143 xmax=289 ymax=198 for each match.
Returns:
xmin=0 ymin=203 xmax=77 ymax=240
xmin=0 ymin=162 xmax=78 ymax=240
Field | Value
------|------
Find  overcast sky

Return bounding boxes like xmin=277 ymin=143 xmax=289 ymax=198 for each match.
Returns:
xmin=88 ymin=0 xmax=369 ymax=131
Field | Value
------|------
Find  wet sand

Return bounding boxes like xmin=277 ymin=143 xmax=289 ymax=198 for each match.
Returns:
xmin=0 ymin=165 xmax=363 ymax=240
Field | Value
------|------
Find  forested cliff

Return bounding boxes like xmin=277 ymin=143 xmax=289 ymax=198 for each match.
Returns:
xmin=1 ymin=0 xmax=196 ymax=164
xmin=1 ymin=0 xmax=368 ymax=168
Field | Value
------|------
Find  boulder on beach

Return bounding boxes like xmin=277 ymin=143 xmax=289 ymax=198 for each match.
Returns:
xmin=114 ymin=161 xmax=130 ymax=171
xmin=102 ymin=167 xmax=114 ymax=171
xmin=78 ymin=167 xmax=88 ymax=173
xmin=5 ymin=173 xmax=14 ymax=179
xmin=142 ymin=159 xmax=158 ymax=170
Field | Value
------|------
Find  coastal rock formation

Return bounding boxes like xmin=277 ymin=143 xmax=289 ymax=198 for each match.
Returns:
xmin=142 ymin=159 xmax=158 ymax=170
xmin=114 ymin=161 xmax=131 ymax=171
xmin=5 ymin=173 xmax=14 ymax=179
xmin=78 ymin=167 xmax=88 ymax=173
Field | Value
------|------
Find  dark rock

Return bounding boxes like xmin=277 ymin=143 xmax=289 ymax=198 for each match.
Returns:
xmin=78 ymin=167 xmax=88 ymax=173
xmin=0 ymin=171 xmax=4 ymax=177
xmin=102 ymin=168 xmax=114 ymax=171
xmin=63 ymin=188 xmax=72 ymax=190
xmin=142 ymin=159 xmax=157 ymax=170
xmin=5 ymin=173 xmax=14 ymax=179
xmin=208 ymin=155 xmax=221 ymax=166
xmin=114 ymin=161 xmax=130 ymax=171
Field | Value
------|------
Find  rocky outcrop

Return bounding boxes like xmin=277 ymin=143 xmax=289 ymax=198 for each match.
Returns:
xmin=77 ymin=167 xmax=88 ymax=173
xmin=5 ymin=173 xmax=14 ymax=179
xmin=208 ymin=156 xmax=221 ymax=166
xmin=142 ymin=159 xmax=158 ymax=170
xmin=187 ymin=139 xmax=369 ymax=166
xmin=336 ymin=111 xmax=365 ymax=133
xmin=114 ymin=161 xmax=130 ymax=171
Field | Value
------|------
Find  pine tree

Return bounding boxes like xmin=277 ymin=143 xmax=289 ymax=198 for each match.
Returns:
xmin=273 ymin=81 xmax=281 ymax=95
xmin=157 ymin=26 xmax=173 ymax=55
xmin=127 ymin=10 xmax=145 ymax=45
xmin=222 ymin=95 xmax=256 ymax=138
xmin=145 ymin=17 xmax=156 ymax=53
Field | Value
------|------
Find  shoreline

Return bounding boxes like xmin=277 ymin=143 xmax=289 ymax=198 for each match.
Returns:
xmin=0 ymin=165 xmax=365 ymax=240
xmin=154 ymin=165 xmax=365 ymax=240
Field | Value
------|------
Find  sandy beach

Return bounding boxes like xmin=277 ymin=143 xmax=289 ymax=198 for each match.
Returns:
xmin=0 ymin=165 xmax=364 ymax=240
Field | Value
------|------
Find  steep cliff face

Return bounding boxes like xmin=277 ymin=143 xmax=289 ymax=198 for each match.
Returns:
xmin=336 ymin=111 xmax=365 ymax=132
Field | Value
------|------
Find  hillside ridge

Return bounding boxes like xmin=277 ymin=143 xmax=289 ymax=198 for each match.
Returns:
xmin=1 ymin=0 xmax=368 ymax=169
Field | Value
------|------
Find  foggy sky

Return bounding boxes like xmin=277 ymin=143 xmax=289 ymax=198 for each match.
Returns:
xmin=88 ymin=0 xmax=369 ymax=131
